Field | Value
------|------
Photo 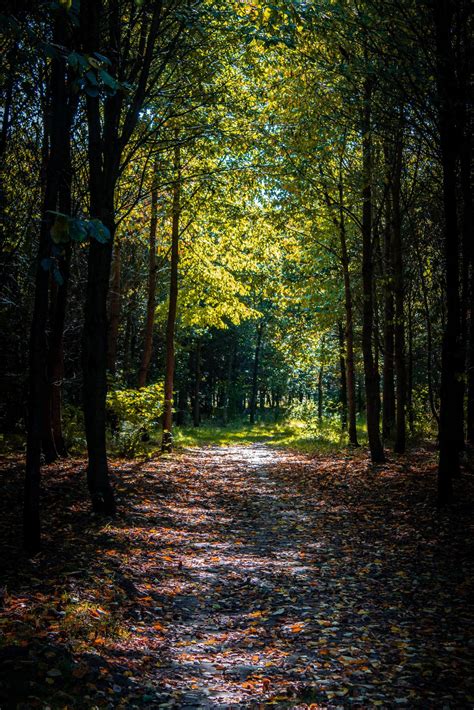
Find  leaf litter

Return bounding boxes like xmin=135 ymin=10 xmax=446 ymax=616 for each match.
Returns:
xmin=0 ymin=444 xmax=473 ymax=708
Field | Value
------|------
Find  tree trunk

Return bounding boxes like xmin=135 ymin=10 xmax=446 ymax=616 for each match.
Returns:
xmin=82 ymin=90 xmax=116 ymax=515
xmin=338 ymin=178 xmax=359 ymax=446
xmin=161 ymin=139 xmax=180 ymax=452
xmin=361 ymin=76 xmax=385 ymax=463
xmin=138 ymin=174 xmax=158 ymax=388
xmin=106 ymin=237 xmax=121 ymax=375
xmin=407 ymin=288 xmax=415 ymax=433
xmin=416 ymin=242 xmax=440 ymax=425
xmin=461 ymin=79 xmax=473 ymax=443
xmin=223 ymin=343 xmax=234 ymax=426
xmin=382 ymin=156 xmax=395 ymax=440
xmin=249 ymin=321 xmax=263 ymax=425
xmin=41 ymin=83 xmax=77 ymax=463
xmin=392 ymin=125 xmax=406 ymax=454
xmin=435 ymin=0 xmax=462 ymax=502
xmin=317 ymin=365 xmax=323 ymax=421
xmin=24 ymin=10 xmax=68 ymax=552
xmin=338 ymin=323 xmax=347 ymax=429
xmin=192 ymin=339 xmax=201 ymax=428
xmin=42 ymin=245 xmax=71 ymax=462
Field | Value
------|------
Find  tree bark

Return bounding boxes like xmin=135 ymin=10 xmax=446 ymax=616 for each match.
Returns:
xmin=392 ymin=124 xmax=406 ymax=454
xmin=361 ymin=76 xmax=385 ymax=463
xmin=81 ymin=0 xmax=116 ymax=515
xmin=24 ymin=9 xmax=69 ymax=552
xmin=338 ymin=322 xmax=347 ymax=429
xmin=192 ymin=339 xmax=201 ymax=428
xmin=435 ymin=0 xmax=462 ymax=502
xmin=407 ymin=287 xmax=415 ymax=433
xmin=161 ymin=139 xmax=181 ymax=452
xmin=138 ymin=172 xmax=159 ymax=388
xmin=382 ymin=152 xmax=395 ymax=440
xmin=338 ymin=178 xmax=359 ymax=446
xmin=106 ymin=237 xmax=121 ymax=375
xmin=223 ymin=342 xmax=234 ymax=426
xmin=317 ymin=365 xmax=323 ymax=421
xmin=80 ymin=0 xmax=163 ymax=510
xmin=249 ymin=321 xmax=263 ymax=425
xmin=41 ymin=80 xmax=77 ymax=463
xmin=416 ymin=242 xmax=440 ymax=425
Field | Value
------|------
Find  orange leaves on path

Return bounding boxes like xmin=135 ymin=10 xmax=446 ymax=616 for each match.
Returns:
xmin=0 ymin=444 xmax=473 ymax=707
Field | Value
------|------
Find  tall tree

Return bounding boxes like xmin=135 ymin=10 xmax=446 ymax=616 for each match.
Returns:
xmin=79 ymin=0 xmax=180 ymax=511
xmin=138 ymin=170 xmax=159 ymax=388
xmin=435 ymin=0 xmax=463 ymax=502
xmin=24 ymin=5 xmax=74 ymax=552
xmin=162 ymin=138 xmax=181 ymax=452
xmin=361 ymin=75 xmax=385 ymax=463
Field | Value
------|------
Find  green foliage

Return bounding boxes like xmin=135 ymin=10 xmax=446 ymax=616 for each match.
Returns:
xmin=106 ymin=383 xmax=164 ymax=457
xmin=62 ymin=404 xmax=86 ymax=454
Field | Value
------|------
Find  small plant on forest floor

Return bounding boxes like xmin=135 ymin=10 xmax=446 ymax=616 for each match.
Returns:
xmin=106 ymin=383 xmax=164 ymax=457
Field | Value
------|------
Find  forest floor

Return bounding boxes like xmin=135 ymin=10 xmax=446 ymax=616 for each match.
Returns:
xmin=0 ymin=443 xmax=474 ymax=709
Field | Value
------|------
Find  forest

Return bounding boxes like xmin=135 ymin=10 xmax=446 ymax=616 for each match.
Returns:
xmin=0 ymin=0 xmax=473 ymax=707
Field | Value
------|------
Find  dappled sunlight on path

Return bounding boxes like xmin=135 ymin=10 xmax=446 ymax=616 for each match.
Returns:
xmin=1 ymin=444 xmax=473 ymax=707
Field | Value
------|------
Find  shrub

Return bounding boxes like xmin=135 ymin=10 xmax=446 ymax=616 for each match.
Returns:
xmin=106 ymin=383 xmax=164 ymax=457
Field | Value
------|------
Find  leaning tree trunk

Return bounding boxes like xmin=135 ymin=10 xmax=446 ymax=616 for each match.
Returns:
xmin=435 ymin=0 xmax=462 ymax=502
xmin=138 ymin=173 xmax=158 ymax=388
xmin=361 ymin=76 xmax=385 ymax=463
xmin=161 ymin=140 xmax=181 ymax=452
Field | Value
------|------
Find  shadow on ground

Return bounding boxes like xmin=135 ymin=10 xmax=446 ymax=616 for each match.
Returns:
xmin=0 ymin=444 xmax=473 ymax=708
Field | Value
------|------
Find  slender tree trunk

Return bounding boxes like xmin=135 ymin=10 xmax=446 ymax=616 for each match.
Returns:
xmin=361 ymin=77 xmax=385 ymax=463
xmin=223 ymin=343 xmax=234 ymax=426
xmin=468 ymin=276 xmax=474 ymax=443
xmin=435 ymin=0 xmax=462 ymax=502
xmin=41 ymin=83 xmax=77 ymax=462
xmin=338 ymin=323 xmax=347 ymax=429
xmin=42 ymin=245 xmax=71 ymax=461
xmin=161 ymin=139 xmax=180 ymax=452
xmin=249 ymin=321 xmax=263 ymax=425
xmin=407 ymin=288 xmax=415 ymax=433
xmin=138 ymin=175 xmax=158 ymax=388
xmin=392 ymin=125 xmax=406 ymax=453
xmin=193 ymin=339 xmax=201 ymax=428
xmin=176 ymin=385 xmax=186 ymax=426
xmin=382 ymin=156 xmax=395 ymax=440
xmin=317 ymin=366 xmax=323 ymax=421
xmin=106 ymin=237 xmax=121 ymax=375
xmin=24 ymin=11 xmax=68 ymax=552
xmin=338 ymin=179 xmax=359 ymax=445
xmin=0 ymin=43 xmax=16 ymax=244
xmin=416 ymin=242 xmax=440 ymax=424
xmin=461 ymin=90 xmax=473 ymax=443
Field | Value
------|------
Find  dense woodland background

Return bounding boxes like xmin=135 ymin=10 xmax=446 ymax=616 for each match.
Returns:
xmin=0 ymin=0 xmax=472 ymax=553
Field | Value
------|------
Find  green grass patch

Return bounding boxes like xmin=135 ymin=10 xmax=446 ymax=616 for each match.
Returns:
xmin=173 ymin=418 xmax=368 ymax=455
